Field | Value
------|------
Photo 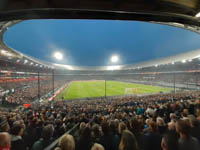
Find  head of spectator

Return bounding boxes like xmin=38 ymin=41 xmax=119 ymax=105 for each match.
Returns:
xmin=188 ymin=115 xmax=199 ymax=128
xmin=80 ymin=126 xmax=92 ymax=141
xmin=55 ymin=134 xmax=75 ymax=150
xmin=101 ymin=121 xmax=109 ymax=135
xmin=157 ymin=117 xmax=165 ymax=126
xmin=176 ymin=120 xmax=190 ymax=138
xmin=119 ymin=130 xmax=138 ymax=150
xmin=161 ymin=132 xmax=179 ymax=150
xmin=42 ymin=124 xmax=54 ymax=140
xmin=91 ymin=143 xmax=104 ymax=150
xmin=182 ymin=109 xmax=189 ymax=117
xmin=0 ymin=132 xmax=11 ymax=150
xmin=129 ymin=118 xmax=142 ymax=134
xmin=118 ymin=122 xmax=127 ymax=135
xmin=170 ymin=113 xmax=177 ymax=122
xmin=196 ymin=108 xmax=200 ymax=120
xmin=92 ymin=124 xmax=102 ymax=138
xmin=149 ymin=121 xmax=158 ymax=133
xmin=80 ymin=122 xmax=86 ymax=130
xmin=10 ymin=121 xmax=24 ymax=137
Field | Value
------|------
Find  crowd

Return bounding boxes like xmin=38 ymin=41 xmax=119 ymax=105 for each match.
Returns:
xmin=0 ymin=91 xmax=200 ymax=150
xmin=0 ymin=78 xmax=66 ymax=104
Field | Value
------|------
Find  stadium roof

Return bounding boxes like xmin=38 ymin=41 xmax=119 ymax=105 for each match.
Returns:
xmin=1 ymin=0 xmax=200 ymax=70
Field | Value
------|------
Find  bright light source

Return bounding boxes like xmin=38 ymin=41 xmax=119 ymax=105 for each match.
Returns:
xmin=188 ymin=59 xmax=192 ymax=62
xmin=171 ymin=62 xmax=174 ymax=65
xmin=53 ymin=52 xmax=63 ymax=60
xmin=182 ymin=60 xmax=186 ymax=63
xmin=155 ymin=64 xmax=158 ymax=67
xmin=111 ymin=55 xmax=119 ymax=63
xmin=195 ymin=12 xmax=200 ymax=17
xmin=24 ymin=59 xmax=28 ymax=64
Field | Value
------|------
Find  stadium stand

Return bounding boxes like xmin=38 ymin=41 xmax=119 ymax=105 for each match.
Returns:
xmin=1 ymin=0 xmax=200 ymax=150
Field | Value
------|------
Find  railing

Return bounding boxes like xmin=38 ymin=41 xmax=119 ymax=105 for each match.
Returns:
xmin=44 ymin=123 xmax=79 ymax=150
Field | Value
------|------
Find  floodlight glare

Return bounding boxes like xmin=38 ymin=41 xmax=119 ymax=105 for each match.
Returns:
xmin=195 ymin=12 xmax=200 ymax=17
xmin=54 ymin=52 xmax=63 ymax=60
xmin=182 ymin=60 xmax=186 ymax=63
xmin=111 ymin=55 xmax=119 ymax=63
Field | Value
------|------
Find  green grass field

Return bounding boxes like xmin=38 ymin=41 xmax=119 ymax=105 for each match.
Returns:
xmin=56 ymin=80 xmax=172 ymax=100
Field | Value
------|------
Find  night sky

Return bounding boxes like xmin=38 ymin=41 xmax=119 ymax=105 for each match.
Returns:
xmin=4 ymin=19 xmax=200 ymax=66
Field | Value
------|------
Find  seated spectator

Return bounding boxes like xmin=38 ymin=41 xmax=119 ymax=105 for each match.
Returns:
xmin=10 ymin=121 xmax=26 ymax=150
xmin=0 ymin=132 xmax=11 ymax=150
xmin=91 ymin=143 xmax=104 ymax=150
xmin=176 ymin=119 xmax=200 ymax=150
xmin=119 ymin=130 xmax=138 ymax=150
xmin=55 ymin=134 xmax=75 ymax=150
xmin=32 ymin=124 xmax=54 ymax=150
xmin=161 ymin=132 xmax=179 ymax=150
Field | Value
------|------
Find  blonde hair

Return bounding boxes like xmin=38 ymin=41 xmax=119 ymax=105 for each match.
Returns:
xmin=119 ymin=130 xmax=138 ymax=150
xmin=91 ymin=143 xmax=104 ymax=150
xmin=118 ymin=122 xmax=127 ymax=134
xmin=55 ymin=134 xmax=75 ymax=150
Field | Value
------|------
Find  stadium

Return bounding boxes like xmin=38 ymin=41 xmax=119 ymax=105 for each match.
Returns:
xmin=0 ymin=1 xmax=200 ymax=150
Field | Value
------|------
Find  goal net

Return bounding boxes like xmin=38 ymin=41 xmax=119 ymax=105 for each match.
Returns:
xmin=125 ymin=88 xmax=139 ymax=94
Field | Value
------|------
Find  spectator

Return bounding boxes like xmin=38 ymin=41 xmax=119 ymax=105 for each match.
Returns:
xmin=32 ymin=124 xmax=54 ymax=150
xmin=0 ymin=132 xmax=11 ymax=150
xmin=55 ymin=134 xmax=75 ymax=150
xmin=99 ymin=121 xmax=115 ymax=150
xmin=188 ymin=115 xmax=200 ymax=141
xmin=119 ymin=130 xmax=138 ymax=150
xmin=76 ymin=126 xmax=93 ymax=150
xmin=10 ymin=121 xmax=26 ymax=150
xmin=161 ymin=132 xmax=179 ymax=150
xmin=129 ymin=118 xmax=143 ymax=149
xmin=92 ymin=124 xmax=102 ymax=143
xmin=176 ymin=120 xmax=200 ymax=150
xmin=91 ymin=143 xmax=104 ymax=150
xmin=143 ymin=121 xmax=162 ymax=150
xmin=156 ymin=117 xmax=167 ymax=135
xmin=118 ymin=122 xmax=127 ymax=137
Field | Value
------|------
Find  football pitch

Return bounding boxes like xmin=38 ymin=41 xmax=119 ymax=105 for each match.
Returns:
xmin=56 ymin=80 xmax=172 ymax=100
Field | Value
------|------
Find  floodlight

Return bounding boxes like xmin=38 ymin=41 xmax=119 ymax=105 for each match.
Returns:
xmin=182 ymin=60 xmax=186 ymax=63
xmin=53 ymin=51 xmax=63 ymax=60
xmin=111 ymin=55 xmax=119 ymax=63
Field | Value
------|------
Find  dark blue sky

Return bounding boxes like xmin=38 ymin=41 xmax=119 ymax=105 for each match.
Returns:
xmin=4 ymin=19 xmax=200 ymax=66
